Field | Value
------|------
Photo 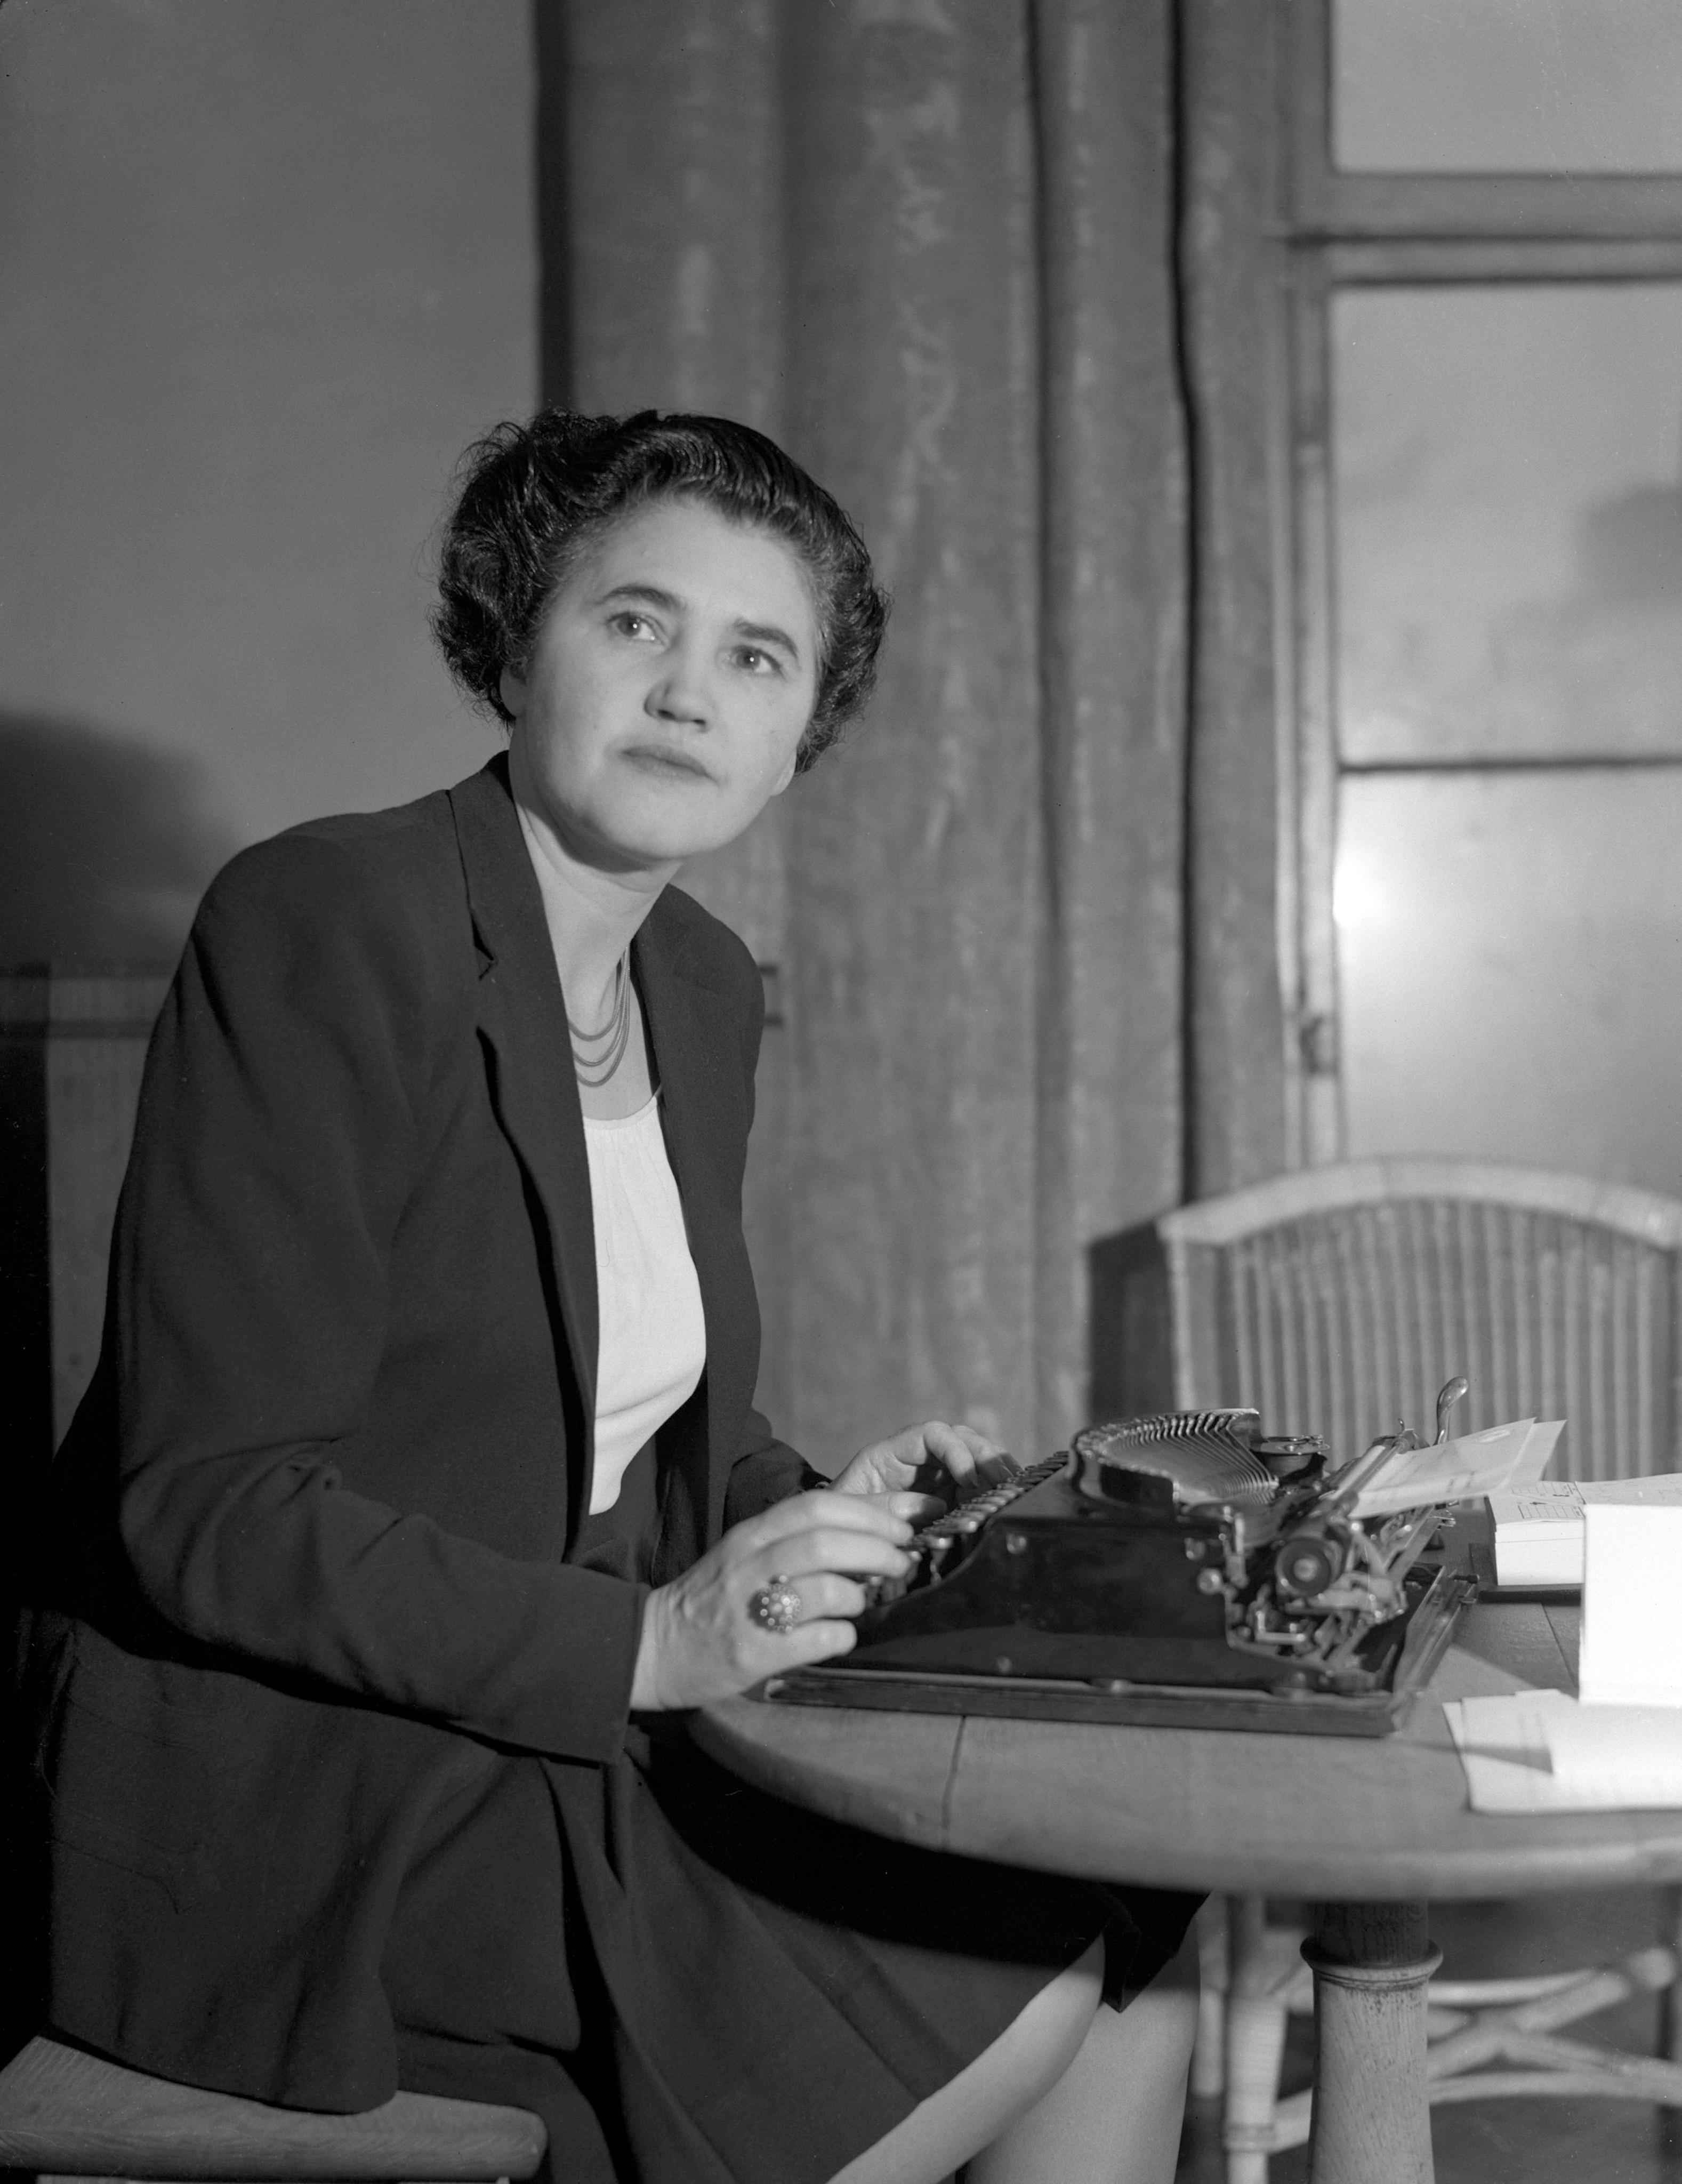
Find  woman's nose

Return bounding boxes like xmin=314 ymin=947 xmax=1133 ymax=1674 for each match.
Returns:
xmin=648 ymin=649 xmax=712 ymax=724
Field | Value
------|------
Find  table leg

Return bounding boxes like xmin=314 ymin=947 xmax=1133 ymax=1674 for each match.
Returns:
xmin=1303 ymin=1903 xmax=1440 ymax=2184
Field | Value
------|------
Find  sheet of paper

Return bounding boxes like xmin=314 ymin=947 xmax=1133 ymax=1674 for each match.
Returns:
xmin=1351 ymin=1418 xmax=1563 ymax=1517
xmin=1579 ymin=1500 xmax=1682 ymax=1705
xmin=1544 ymin=1701 xmax=1682 ymax=1796
xmin=1443 ymin=1691 xmax=1582 ymax=1813
xmin=1445 ymin=1692 xmax=1682 ymax=1812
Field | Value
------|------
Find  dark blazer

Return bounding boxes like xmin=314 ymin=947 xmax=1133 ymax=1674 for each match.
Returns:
xmin=17 ymin=755 xmax=814 ymax=2113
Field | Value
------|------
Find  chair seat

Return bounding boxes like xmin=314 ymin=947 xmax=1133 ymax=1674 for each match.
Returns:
xmin=0 ymin=2035 xmax=547 ymax=2181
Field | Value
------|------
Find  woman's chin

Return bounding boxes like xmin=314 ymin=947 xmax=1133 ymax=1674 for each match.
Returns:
xmin=582 ymin=818 xmax=735 ymax=877
xmin=595 ymin=796 xmax=758 ymax=871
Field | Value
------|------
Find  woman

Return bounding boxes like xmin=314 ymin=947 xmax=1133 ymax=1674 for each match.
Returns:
xmin=18 ymin=412 xmax=1198 ymax=2182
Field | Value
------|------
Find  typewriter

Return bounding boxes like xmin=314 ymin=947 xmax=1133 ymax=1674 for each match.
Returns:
xmin=764 ymin=1386 xmax=1478 ymax=1736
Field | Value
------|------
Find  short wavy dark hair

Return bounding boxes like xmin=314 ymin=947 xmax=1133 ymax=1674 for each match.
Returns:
xmin=432 ymin=410 xmax=888 ymax=772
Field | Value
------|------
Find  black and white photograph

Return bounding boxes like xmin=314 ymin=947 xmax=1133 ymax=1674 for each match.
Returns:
xmin=5 ymin=7 xmax=1682 ymax=2182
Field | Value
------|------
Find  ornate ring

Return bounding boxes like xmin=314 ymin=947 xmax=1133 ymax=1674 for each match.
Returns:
xmin=750 ymin=1574 xmax=803 ymax=1636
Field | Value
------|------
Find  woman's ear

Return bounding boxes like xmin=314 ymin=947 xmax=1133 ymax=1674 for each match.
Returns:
xmin=769 ymin=745 xmax=800 ymax=797
xmin=498 ymin=663 xmax=528 ymax=719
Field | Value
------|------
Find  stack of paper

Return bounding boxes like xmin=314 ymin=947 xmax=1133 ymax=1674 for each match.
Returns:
xmin=1580 ymin=1498 xmax=1682 ymax=1706
xmin=1488 ymin=1473 xmax=1682 ymax=1589
xmin=1487 ymin=1480 xmax=1586 ymax=1586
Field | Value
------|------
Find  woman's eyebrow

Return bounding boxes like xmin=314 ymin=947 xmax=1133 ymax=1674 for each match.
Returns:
xmin=594 ymin=581 xmax=682 ymax=613
xmin=733 ymin=618 xmax=801 ymax=663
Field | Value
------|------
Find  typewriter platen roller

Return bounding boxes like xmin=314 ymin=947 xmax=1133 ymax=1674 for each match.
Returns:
xmin=763 ymin=1400 xmax=1475 ymax=1736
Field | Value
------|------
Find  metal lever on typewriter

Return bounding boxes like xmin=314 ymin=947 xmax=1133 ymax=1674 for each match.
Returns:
xmin=1272 ymin=1376 xmax=1468 ymax=1607
xmin=1317 ymin=1369 xmax=1468 ymax=1514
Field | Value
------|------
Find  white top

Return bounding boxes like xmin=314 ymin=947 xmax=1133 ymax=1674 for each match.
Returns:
xmin=582 ymin=1095 xmax=707 ymax=1513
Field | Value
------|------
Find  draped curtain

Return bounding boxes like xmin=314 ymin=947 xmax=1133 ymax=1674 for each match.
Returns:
xmin=544 ymin=0 xmax=1284 ymax=1466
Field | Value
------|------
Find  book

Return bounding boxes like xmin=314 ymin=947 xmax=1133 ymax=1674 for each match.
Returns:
xmin=1488 ymin=1471 xmax=1682 ymax=1588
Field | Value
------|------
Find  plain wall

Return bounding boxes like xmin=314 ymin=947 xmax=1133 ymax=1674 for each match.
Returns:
xmin=0 ymin=0 xmax=537 ymax=967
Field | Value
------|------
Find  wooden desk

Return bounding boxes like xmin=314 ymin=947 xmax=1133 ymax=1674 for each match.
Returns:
xmin=695 ymin=1603 xmax=1682 ymax=2183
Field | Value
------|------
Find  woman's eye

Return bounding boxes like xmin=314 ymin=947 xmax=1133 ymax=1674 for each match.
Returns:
xmin=732 ymin=646 xmax=779 ymax=676
xmin=609 ymin=611 xmax=658 ymax=641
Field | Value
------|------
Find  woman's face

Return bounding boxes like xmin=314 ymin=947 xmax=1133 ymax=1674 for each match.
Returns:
xmin=501 ymin=497 xmax=820 ymax=874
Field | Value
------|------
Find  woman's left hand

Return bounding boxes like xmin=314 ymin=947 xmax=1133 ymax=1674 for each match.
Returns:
xmin=827 ymin=1419 xmax=1018 ymax=1519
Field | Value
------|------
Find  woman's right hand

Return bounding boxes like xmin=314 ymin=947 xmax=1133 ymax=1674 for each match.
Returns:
xmin=628 ymin=1489 xmax=920 ymax=1712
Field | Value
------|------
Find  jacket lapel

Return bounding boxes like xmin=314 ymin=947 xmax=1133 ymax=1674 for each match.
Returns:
xmin=634 ymin=898 xmax=759 ymax=1547
xmin=448 ymin=760 xmax=599 ymax=1523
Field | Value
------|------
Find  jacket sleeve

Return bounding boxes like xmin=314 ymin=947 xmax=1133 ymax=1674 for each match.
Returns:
xmin=723 ymin=1410 xmax=827 ymax=1524
xmin=85 ymin=828 xmax=643 ymax=1765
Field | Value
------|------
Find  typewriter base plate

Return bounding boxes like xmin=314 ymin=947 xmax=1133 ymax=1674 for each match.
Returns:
xmin=762 ymin=1569 xmax=1473 ymax=1738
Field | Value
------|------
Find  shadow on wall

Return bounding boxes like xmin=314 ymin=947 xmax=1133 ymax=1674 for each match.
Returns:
xmin=0 ymin=715 xmax=236 ymax=971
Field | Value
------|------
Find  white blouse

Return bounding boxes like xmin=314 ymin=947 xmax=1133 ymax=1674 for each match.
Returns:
xmin=582 ymin=1095 xmax=707 ymax=1513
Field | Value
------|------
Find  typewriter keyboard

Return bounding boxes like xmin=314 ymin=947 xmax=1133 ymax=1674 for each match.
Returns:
xmin=868 ymin=1452 xmax=1070 ymax=1602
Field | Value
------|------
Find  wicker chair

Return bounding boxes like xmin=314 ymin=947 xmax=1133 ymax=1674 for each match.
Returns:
xmin=1157 ymin=1158 xmax=1682 ymax=2184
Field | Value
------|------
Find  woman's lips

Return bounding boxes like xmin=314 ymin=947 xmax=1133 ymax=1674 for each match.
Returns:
xmin=622 ymin=744 xmax=714 ymax=780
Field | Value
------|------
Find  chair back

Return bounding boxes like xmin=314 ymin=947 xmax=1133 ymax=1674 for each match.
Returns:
xmin=1156 ymin=1159 xmax=1682 ymax=1480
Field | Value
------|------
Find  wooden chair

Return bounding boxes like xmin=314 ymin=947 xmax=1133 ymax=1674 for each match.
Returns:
xmin=0 ymin=968 xmax=550 ymax=2182
xmin=0 ymin=2032 xmax=546 ymax=2183
xmin=1156 ymin=1157 xmax=1682 ymax=2184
